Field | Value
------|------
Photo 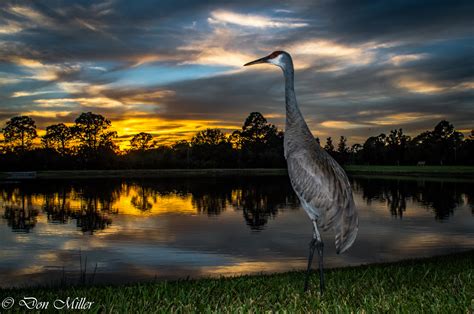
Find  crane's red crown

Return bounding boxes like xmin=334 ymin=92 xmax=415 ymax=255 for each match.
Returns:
xmin=268 ymin=51 xmax=284 ymax=59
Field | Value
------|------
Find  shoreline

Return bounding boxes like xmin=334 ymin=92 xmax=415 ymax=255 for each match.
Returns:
xmin=0 ymin=165 xmax=474 ymax=180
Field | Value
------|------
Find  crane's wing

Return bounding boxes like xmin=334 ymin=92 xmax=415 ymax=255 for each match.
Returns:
xmin=287 ymin=147 xmax=358 ymax=253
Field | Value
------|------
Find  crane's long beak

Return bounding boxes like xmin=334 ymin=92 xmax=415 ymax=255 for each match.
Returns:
xmin=243 ymin=56 xmax=270 ymax=66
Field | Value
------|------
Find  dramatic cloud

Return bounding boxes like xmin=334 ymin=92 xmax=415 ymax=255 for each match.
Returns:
xmin=0 ymin=0 xmax=472 ymax=147
xmin=208 ymin=10 xmax=308 ymax=28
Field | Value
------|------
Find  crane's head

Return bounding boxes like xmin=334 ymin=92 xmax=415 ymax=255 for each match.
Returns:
xmin=243 ymin=51 xmax=292 ymax=70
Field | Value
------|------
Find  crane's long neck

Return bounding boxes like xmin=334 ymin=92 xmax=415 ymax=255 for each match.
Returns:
xmin=283 ymin=64 xmax=308 ymax=133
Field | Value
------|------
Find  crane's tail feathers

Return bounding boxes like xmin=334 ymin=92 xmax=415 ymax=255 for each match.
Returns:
xmin=334 ymin=207 xmax=359 ymax=254
xmin=336 ymin=224 xmax=358 ymax=254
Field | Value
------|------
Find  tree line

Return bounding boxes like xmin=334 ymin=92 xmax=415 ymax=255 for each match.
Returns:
xmin=0 ymin=111 xmax=472 ymax=170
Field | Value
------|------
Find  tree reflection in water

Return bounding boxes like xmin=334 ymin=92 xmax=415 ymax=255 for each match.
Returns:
xmin=124 ymin=177 xmax=298 ymax=230
xmin=190 ymin=180 xmax=231 ymax=216
xmin=2 ymin=195 xmax=38 ymax=233
xmin=130 ymin=186 xmax=154 ymax=212
xmin=230 ymin=177 xmax=298 ymax=230
xmin=43 ymin=190 xmax=72 ymax=224
xmin=0 ymin=176 xmax=472 ymax=234
xmin=64 ymin=181 xmax=119 ymax=234
xmin=10 ymin=180 xmax=121 ymax=234
xmin=1 ymin=186 xmax=39 ymax=232
xmin=183 ymin=177 xmax=298 ymax=229
xmin=353 ymin=177 xmax=473 ymax=219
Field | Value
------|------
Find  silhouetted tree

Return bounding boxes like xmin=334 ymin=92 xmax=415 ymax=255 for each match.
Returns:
xmin=351 ymin=143 xmax=363 ymax=154
xmin=71 ymin=112 xmax=117 ymax=168
xmin=241 ymin=112 xmax=278 ymax=143
xmin=192 ymin=129 xmax=227 ymax=146
xmin=172 ymin=140 xmax=191 ymax=168
xmin=337 ymin=136 xmax=348 ymax=153
xmin=2 ymin=116 xmax=37 ymax=152
xmin=336 ymin=136 xmax=349 ymax=164
xmin=349 ymin=143 xmax=364 ymax=164
xmin=72 ymin=112 xmax=117 ymax=151
xmin=431 ymin=120 xmax=464 ymax=165
xmin=363 ymin=134 xmax=386 ymax=164
xmin=324 ymin=137 xmax=334 ymax=153
xmin=459 ymin=130 xmax=474 ymax=165
xmin=42 ymin=123 xmax=73 ymax=155
xmin=409 ymin=121 xmax=464 ymax=165
xmin=0 ymin=141 xmax=6 ymax=155
xmin=229 ymin=130 xmax=243 ymax=149
xmin=130 ymin=132 xmax=154 ymax=151
xmin=191 ymin=129 xmax=232 ymax=167
xmin=410 ymin=130 xmax=432 ymax=163
xmin=386 ymin=129 xmax=410 ymax=165
xmin=237 ymin=112 xmax=284 ymax=167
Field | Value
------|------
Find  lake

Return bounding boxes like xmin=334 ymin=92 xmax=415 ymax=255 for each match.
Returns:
xmin=0 ymin=175 xmax=473 ymax=288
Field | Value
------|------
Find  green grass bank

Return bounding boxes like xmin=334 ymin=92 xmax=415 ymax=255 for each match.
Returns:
xmin=344 ymin=165 xmax=474 ymax=177
xmin=1 ymin=250 xmax=473 ymax=313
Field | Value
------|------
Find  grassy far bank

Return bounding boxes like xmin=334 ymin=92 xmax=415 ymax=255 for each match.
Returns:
xmin=0 ymin=165 xmax=473 ymax=180
xmin=1 ymin=251 xmax=473 ymax=312
xmin=344 ymin=165 xmax=474 ymax=176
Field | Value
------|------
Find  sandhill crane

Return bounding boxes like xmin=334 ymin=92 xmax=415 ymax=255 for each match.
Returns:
xmin=244 ymin=51 xmax=358 ymax=293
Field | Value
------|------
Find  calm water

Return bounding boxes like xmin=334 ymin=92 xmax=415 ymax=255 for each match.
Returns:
xmin=0 ymin=175 xmax=473 ymax=288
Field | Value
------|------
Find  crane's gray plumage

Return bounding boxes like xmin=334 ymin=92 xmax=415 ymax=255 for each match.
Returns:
xmin=244 ymin=50 xmax=358 ymax=292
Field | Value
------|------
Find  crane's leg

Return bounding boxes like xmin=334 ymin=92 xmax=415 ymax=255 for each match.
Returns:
xmin=304 ymin=221 xmax=324 ymax=294
xmin=303 ymin=237 xmax=316 ymax=292
xmin=316 ymin=239 xmax=325 ymax=295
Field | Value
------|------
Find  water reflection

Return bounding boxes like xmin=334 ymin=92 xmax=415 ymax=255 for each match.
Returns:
xmin=353 ymin=176 xmax=473 ymax=220
xmin=3 ymin=196 xmax=38 ymax=233
xmin=130 ymin=185 xmax=154 ymax=212
xmin=1 ymin=177 xmax=471 ymax=234
xmin=43 ymin=191 xmax=71 ymax=224
xmin=0 ymin=177 xmax=299 ymax=233
xmin=0 ymin=175 xmax=472 ymax=288
xmin=231 ymin=183 xmax=296 ymax=230
xmin=0 ymin=177 xmax=473 ymax=234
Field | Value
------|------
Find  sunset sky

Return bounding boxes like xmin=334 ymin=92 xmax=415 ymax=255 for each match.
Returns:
xmin=0 ymin=0 xmax=473 ymax=148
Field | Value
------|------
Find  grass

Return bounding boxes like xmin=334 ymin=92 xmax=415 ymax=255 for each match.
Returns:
xmin=1 ymin=250 xmax=473 ymax=313
xmin=1 ymin=166 xmax=474 ymax=180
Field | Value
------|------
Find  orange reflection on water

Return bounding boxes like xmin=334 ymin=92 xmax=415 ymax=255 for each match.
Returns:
xmin=1 ymin=184 xmax=198 ymax=217
xmin=202 ymin=260 xmax=305 ymax=277
xmin=116 ymin=184 xmax=196 ymax=216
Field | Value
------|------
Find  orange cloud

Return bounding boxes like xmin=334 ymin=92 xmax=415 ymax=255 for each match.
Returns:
xmin=396 ymin=77 xmax=444 ymax=94
xmin=388 ymin=53 xmax=428 ymax=66
xmin=321 ymin=120 xmax=369 ymax=129
xmin=0 ymin=20 xmax=23 ymax=34
xmin=371 ymin=113 xmax=444 ymax=125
